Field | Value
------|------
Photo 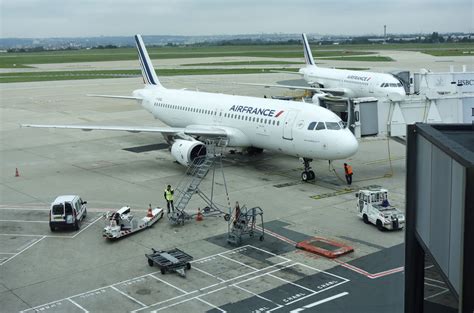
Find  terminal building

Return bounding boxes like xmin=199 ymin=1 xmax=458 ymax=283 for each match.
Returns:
xmin=405 ymin=124 xmax=473 ymax=313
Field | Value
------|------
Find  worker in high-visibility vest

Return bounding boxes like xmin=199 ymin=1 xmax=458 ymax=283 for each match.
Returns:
xmin=164 ymin=185 xmax=175 ymax=213
xmin=344 ymin=163 xmax=353 ymax=185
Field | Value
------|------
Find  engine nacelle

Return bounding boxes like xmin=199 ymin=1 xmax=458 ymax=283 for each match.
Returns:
xmin=170 ymin=139 xmax=207 ymax=166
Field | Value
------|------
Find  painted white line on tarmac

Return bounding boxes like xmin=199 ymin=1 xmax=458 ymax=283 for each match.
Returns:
xmin=192 ymin=266 xmax=226 ymax=282
xmin=195 ymin=297 xmax=226 ymax=312
xmin=71 ymin=216 xmax=102 ymax=238
xmin=0 ymin=236 xmax=46 ymax=266
xmin=233 ymin=284 xmax=283 ymax=310
xmin=67 ymin=298 xmax=89 ymax=312
xmin=305 ymin=292 xmax=349 ymax=308
xmin=0 ymin=219 xmax=48 ymax=223
xmin=148 ymin=274 xmax=189 ymax=294
xmin=289 ymin=292 xmax=349 ymax=312
xmin=110 ymin=286 xmax=147 ymax=307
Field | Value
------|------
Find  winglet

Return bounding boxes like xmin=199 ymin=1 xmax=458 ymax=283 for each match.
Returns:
xmin=302 ymin=33 xmax=316 ymax=66
xmin=134 ymin=34 xmax=162 ymax=87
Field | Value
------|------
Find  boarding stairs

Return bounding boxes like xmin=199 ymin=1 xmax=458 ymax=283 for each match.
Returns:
xmin=227 ymin=205 xmax=265 ymax=246
xmin=169 ymin=139 xmax=230 ymax=225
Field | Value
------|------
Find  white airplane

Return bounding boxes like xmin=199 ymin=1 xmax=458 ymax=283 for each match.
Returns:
xmin=241 ymin=33 xmax=406 ymax=100
xmin=21 ymin=34 xmax=358 ymax=182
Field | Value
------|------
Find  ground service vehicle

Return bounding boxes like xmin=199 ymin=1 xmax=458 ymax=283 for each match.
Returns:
xmin=103 ymin=206 xmax=164 ymax=239
xmin=356 ymin=187 xmax=405 ymax=231
xmin=49 ymin=195 xmax=87 ymax=231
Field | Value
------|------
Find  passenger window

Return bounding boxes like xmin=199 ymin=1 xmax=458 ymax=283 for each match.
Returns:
xmin=277 ymin=121 xmax=280 ymax=126
xmin=308 ymin=122 xmax=317 ymax=130
xmin=326 ymin=122 xmax=341 ymax=130
xmin=315 ymin=122 xmax=326 ymax=130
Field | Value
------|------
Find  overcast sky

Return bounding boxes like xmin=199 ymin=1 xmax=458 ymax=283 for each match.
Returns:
xmin=1 ymin=0 xmax=472 ymax=38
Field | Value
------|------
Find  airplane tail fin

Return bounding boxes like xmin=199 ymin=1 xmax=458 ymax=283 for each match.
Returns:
xmin=302 ymin=33 xmax=316 ymax=67
xmin=134 ymin=34 xmax=163 ymax=88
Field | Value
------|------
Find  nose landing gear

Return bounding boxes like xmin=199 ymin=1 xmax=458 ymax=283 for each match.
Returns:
xmin=301 ymin=158 xmax=315 ymax=182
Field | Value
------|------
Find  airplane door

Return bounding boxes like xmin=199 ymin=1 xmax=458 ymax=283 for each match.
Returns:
xmin=353 ymin=103 xmax=361 ymax=139
xmin=282 ymin=110 xmax=299 ymax=140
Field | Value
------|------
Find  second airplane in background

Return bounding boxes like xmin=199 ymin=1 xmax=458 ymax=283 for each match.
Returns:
xmin=243 ymin=33 xmax=406 ymax=99
xmin=22 ymin=35 xmax=358 ymax=182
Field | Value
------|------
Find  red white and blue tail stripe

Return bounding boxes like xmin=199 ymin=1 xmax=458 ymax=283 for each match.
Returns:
xmin=135 ymin=34 xmax=162 ymax=87
xmin=302 ymin=33 xmax=316 ymax=66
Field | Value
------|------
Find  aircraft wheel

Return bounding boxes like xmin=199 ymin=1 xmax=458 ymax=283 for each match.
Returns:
xmin=301 ymin=171 xmax=309 ymax=182
xmin=308 ymin=170 xmax=315 ymax=180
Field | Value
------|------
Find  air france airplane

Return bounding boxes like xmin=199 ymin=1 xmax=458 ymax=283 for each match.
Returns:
xmin=21 ymin=34 xmax=358 ymax=182
xmin=243 ymin=33 xmax=406 ymax=99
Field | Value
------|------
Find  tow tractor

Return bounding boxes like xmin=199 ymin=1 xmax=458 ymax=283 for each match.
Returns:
xmin=103 ymin=205 xmax=164 ymax=239
xmin=356 ymin=187 xmax=405 ymax=231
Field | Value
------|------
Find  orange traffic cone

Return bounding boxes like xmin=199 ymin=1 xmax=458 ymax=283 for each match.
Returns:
xmin=15 ymin=168 xmax=19 ymax=177
xmin=196 ymin=208 xmax=203 ymax=221
xmin=147 ymin=204 xmax=153 ymax=218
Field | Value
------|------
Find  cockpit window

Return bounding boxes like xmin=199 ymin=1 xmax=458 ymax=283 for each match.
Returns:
xmin=397 ymin=83 xmax=402 ymax=87
xmin=389 ymin=83 xmax=398 ymax=87
xmin=308 ymin=122 xmax=317 ymax=130
xmin=338 ymin=121 xmax=345 ymax=129
xmin=315 ymin=122 xmax=326 ymax=130
xmin=326 ymin=122 xmax=341 ymax=130
xmin=380 ymin=83 xmax=385 ymax=87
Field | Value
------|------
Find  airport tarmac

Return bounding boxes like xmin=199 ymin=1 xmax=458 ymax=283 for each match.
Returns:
xmin=0 ymin=75 xmax=454 ymax=312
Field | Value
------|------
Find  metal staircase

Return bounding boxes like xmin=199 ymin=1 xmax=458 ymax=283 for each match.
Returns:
xmin=168 ymin=139 xmax=231 ymax=225
xmin=227 ymin=205 xmax=265 ymax=246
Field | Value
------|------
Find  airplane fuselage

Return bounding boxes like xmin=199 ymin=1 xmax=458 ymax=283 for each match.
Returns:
xmin=299 ymin=66 xmax=406 ymax=98
xmin=135 ymin=87 xmax=358 ymax=161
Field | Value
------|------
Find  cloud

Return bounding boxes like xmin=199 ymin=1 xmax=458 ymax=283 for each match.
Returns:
xmin=1 ymin=0 xmax=471 ymax=38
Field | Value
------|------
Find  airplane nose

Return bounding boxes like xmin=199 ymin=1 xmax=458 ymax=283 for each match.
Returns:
xmin=341 ymin=130 xmax=359 ymax=158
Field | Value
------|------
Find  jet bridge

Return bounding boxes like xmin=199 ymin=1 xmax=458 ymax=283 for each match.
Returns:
xmin=318 ymin=95 xmax=380 ymax=138
xmin=317 ymin=92 xmax=473 ymax=140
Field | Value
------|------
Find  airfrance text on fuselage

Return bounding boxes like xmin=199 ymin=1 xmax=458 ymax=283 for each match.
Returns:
xmin=229 ymin=105 xmax=282 ymax=117
xmin=346 ymin=75 xmax=371 ymax=81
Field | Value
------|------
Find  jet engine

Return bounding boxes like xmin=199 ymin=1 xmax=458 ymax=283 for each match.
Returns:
xmin=170 ymin=139 xmax=207 ymax=166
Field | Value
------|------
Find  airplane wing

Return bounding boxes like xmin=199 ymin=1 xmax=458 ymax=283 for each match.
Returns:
xmin=20 ymin=124 xmax=228 ymax=137
xmin=87 ymin=94 xmax=142 ymax=100
xmin=236 ymin=83 xmax=348 ymax=97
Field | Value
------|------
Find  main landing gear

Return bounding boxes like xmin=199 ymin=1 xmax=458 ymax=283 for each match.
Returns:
xmin=301 ymin=158 xmax=315 ymax=182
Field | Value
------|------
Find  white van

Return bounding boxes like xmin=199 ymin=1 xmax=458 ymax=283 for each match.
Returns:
xmin=49 ymin=195 xmax=87 ymax=231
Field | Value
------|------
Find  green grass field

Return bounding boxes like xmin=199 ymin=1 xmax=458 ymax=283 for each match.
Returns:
xmin=0 ymin=68 xmax=300 ymax=83
xmin=0 ymin=48 xmax=375 ymax=68
xmin=420 ymin=49 xmax=474 ymax=56
xmin=1 ymin=42 xmax=471 ymax=69
xmin=1 ymin=41 xmax=471 ymax=82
